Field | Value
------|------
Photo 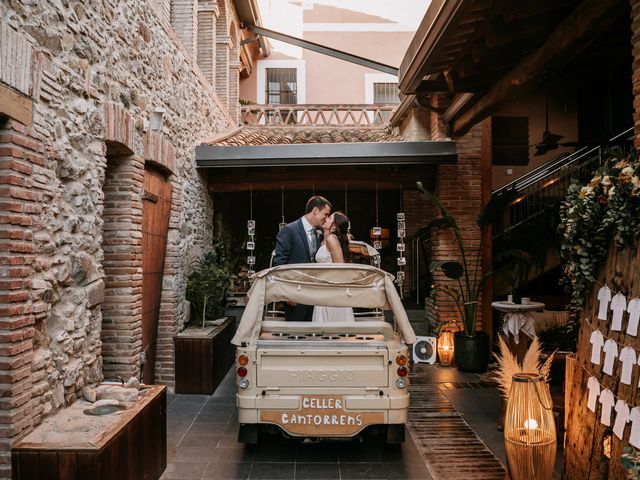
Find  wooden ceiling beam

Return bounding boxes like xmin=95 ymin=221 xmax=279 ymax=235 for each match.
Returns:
xmin=415 ymin=75 xmax=451 ymax=94
xmin=502 ymin=0 xmax=578 ymax=22
xmin=206 ymin=165 xmax=435 ymax=192
xmin=483 ymin=18 xmax=553 ymax=49
xmin=451 ymin=0 xmax=627 ymax=137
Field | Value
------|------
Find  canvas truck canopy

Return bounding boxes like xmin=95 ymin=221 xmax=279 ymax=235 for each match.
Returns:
xmin=231 ymin=264 xmax=416 ymax=346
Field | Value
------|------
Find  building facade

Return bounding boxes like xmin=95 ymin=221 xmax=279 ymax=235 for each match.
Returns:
xmin=0 ymin=0 xmax=263 ymax=476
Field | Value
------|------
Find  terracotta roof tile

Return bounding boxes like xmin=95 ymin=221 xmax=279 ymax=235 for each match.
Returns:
xmin=208 ymin=127 xmax=404 ymax=146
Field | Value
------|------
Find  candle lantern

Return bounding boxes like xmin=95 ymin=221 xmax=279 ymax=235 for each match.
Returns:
xmin=504 ymin=373 xmax=556 ymax=480
xmin=437 ymin=331 xmax=454 ymax=366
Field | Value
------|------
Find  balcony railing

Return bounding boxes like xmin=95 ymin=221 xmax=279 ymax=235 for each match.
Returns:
xmin=492 ymin=127 xmax=635 ymax=239
xmin=240 ymin=104 xmax=398 ymax=127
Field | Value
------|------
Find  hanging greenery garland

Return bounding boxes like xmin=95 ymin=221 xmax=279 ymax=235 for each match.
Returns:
xmin=559 ymin=149 xmax=640 ymax=334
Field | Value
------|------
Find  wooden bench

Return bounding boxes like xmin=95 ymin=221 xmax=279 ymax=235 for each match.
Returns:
xmin=12 ymin=385 xmax=166 ymax=480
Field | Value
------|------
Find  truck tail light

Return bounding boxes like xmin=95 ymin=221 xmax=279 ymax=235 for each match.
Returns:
xmin=395 ymin=354 xmax=407 ymax=365
xmin=237 ymin=366 xmax=248 ymax=377
xmin=238 ymin=355 xmax=249 ymax=366
xmin=397 ymin=366 xmax=408 ymax=377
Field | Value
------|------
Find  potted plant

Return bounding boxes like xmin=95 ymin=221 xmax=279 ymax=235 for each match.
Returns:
xmin=416 ymin=182 xmax=524 ymax=372
xmin=185 ymin=244 xmax=231 ymax=328
xmin=176 ymin=243 xmax=235 ymax=394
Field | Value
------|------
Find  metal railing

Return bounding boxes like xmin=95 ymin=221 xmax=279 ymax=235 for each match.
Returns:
xmin=493 ymin=128 xmax=635 ymax=238
xmin=240 ymin=104 xmax=398 ymax=127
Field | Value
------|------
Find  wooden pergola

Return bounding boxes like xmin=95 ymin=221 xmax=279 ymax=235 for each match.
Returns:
xmin=395 ymin=0 xmax=629 ymax=137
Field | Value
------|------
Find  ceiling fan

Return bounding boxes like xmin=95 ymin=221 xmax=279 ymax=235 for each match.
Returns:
xmin=533 ymin=89 xmax=566 ymax=156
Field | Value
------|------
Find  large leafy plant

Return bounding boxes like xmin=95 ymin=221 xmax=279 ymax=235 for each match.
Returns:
xmin=186 ymin=242 xmax=231 ymax=328
xmin=558 ymin=149 xmax=640 ymax=334
xmin=416 ymin=182 xmax=526 ymax=336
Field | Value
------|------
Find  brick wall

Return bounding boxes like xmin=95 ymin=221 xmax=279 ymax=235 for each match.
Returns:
xmin=171 ymin=0 xmax=199 ymax=59
xmin=431 ymin=124 xmax=484 ymax=332
xmin=216 ymin=1 xmax=230 ymax=109
xmin=101 ymin=152 xmax=144 ymax=381
xmin=197 ymin=0 xmax=219 ymax=84
xmin=0 ymin=117 xmax=46 ymax=478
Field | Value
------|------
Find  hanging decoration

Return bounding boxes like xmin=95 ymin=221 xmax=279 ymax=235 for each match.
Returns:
xmin=396 ymin=186 xmax=406 ymax=296
xmin=344 ymin=182 xmax=351 ymax=237
xmin=279 ymin=186 xmax=286 ymax=231
xmin=558 ymin=150 xmax=639 ymax=334
xmin=579 ymin=282 xmax=640 ymax=450
xmin=247 ymin=186 xmax=256 ymax=277
xmin=371 ymin=183 xmax=382 ymax=251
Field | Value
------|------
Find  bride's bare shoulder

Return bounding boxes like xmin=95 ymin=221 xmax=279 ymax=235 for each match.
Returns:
xmin=325 ymin=234 xmax=339 ymax=245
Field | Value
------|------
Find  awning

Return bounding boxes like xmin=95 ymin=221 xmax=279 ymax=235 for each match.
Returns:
xmin=196 ymin=126 xmax=457 ymax=168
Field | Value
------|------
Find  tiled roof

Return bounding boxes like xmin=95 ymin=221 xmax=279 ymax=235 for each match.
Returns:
xmin=208 ymin=127 xmax=405 ymax=146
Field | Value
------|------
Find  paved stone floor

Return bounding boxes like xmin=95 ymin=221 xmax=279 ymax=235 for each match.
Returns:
xmin=162 ymin=363 xmax=564 ymax=479
xmin=162 ymin=369 xmax=433 ymax=480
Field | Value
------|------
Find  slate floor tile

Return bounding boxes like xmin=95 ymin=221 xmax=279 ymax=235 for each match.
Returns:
xmin=249 ymin=462 xmax=295 ymax=479
xmin=160 ymin=461 xmax=209 ymax=480
xmin=294 ymin=462 xmax=340 ymax=479
xmin=203 ymin=461 xmax=252 ymax=479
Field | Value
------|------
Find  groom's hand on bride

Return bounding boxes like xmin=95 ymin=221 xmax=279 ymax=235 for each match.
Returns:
xmin=287 ymin=301 xmax=297 ymax=306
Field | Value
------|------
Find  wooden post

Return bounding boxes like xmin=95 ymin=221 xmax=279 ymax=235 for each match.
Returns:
xmin=563 ymin=241 xmax=640 ymax=479
xmin=481 ymin=118 xmax=494 ymax=346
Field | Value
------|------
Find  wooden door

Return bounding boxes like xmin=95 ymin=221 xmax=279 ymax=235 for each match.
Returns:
xmin=141 ymin=166 xmax=172 ymax=384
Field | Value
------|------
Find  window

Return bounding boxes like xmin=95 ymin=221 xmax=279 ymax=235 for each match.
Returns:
xmin=266 ymin=68 xmax=297 ymax=104
xmin=491 ymin=116 xmax=529 ymax=165
xmin=373 ymin=82 xmax=400 ymax=104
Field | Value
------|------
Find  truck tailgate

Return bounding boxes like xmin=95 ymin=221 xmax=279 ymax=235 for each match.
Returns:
xmin=256 ymin=349 xmax=388 ymax=388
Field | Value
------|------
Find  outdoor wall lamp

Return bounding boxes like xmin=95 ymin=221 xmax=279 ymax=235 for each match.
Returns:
xmin=150 ymin=107 xmax=166 ymax=131
xmin=504 ymin=373 xmax=557 ymax=480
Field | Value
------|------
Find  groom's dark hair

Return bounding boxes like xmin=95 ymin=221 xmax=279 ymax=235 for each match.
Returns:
xmin=305 ymin=195 xmax=331 ymax=214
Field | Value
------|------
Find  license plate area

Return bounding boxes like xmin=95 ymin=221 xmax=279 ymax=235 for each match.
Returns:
xmin=259 ymin=394 xmax=384 ymax=436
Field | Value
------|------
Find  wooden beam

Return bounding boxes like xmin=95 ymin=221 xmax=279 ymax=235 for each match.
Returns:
xmin=0 ymin=83 xmax=32 ymax=126
xmin=484 ymin=18 xmax=552 ymax=49
xmin=399 ymin=0 xmax=466 ymax=94
xmin=480 ymin=118 xmax=493 ymax=346
xmin=206 ymin=165 xmax=436 ymax=192
xmin=502 ymin=0 xmax=578 ymax=22
xmin=451 ymin=0 xmax=627 ymax=137
xmin=414 ymin=75 xmax=450 ymax=94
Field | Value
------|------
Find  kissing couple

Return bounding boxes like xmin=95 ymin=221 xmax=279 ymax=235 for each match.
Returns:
xmin=272 ymin=195 xmax=354 ymax=323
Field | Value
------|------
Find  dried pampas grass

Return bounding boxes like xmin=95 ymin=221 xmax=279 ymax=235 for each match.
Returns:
xmin=494 ymin=336 xmax=556 ymax=401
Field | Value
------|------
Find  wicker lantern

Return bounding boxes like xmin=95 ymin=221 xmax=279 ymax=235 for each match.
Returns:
xmin=438 ymin=331 xmax=454 ymax=366
xmin=504 ymin=373 xmax=556 ymax=480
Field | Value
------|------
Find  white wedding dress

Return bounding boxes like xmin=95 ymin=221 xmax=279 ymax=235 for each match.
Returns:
xmin=312 ymin=244 xmax=355 ymax=323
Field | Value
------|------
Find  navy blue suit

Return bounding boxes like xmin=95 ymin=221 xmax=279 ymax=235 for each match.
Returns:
xmin=273 ymin=218 xmax=321 ymax=321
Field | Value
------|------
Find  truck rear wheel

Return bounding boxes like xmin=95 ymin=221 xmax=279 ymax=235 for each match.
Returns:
xmin=386 ymin=424 xmax=405 ymax=444
xmin=238 ymin=424 xmax=258 ymax=445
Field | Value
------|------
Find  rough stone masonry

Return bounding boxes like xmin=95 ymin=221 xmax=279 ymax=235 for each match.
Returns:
xmin=0 ymin=0 xmax=243 ymax=477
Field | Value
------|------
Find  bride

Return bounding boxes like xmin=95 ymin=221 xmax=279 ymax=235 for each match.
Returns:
xmin=312 ymin=211 xmax=355 ymax=323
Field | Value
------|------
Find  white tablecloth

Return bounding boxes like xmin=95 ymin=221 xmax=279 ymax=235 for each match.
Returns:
xmin=491 ymin=301 xmax=545 ymax=344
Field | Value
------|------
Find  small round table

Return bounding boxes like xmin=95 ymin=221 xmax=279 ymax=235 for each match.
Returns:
xmin=491 ymin=300 xmax=545 ymax=362
xmin=492 ymin=300 xmax=545 ymax=431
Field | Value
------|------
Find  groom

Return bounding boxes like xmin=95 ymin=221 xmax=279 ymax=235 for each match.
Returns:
xmin=273 ymin=195 xmax=332 ymax=321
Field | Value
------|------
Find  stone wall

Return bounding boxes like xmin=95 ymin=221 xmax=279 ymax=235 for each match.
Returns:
xmin=0 ymin=0 xmax=237 ymax=476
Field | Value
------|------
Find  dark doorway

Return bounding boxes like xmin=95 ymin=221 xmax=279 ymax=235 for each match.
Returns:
xmin=214 ymin=188 xmax=401 ymax=273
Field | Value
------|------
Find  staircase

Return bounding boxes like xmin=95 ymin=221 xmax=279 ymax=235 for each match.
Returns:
xmin=491 ymin=127 xmax=634 ymax=298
